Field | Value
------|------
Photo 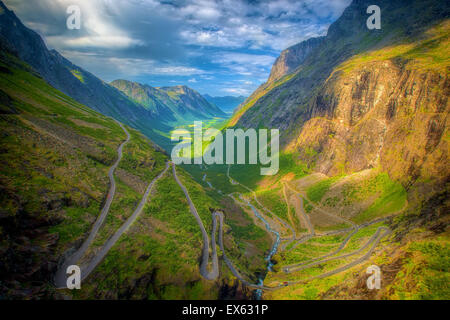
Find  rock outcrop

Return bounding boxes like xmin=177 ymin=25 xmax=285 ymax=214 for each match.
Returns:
xmin=288 ymin=59 xmax=449 ymax=192
xmin=268 ymin=37 xmax=324 ymax=83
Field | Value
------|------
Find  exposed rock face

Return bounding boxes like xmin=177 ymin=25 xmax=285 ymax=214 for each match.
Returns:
xmin=233 ymin=0 xmax=450 ymax=142
xmin=288 ymin=60 xmax=449 ymax=190
xmin=232 ymin=0 xmax=449 ymax=195
xmin=268 ymin=37 xmax=324 ymax=83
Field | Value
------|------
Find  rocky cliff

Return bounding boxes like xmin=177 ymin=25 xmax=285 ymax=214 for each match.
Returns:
xmin=232 ymin=0 xmax=449 ymax=193
xmin=232 ymin=0 xmax=450 ymax=138
xmin=288 ymin=55 xmax=449 ymax=193
xmin=267 ymin=37 xmax=324 ymax=83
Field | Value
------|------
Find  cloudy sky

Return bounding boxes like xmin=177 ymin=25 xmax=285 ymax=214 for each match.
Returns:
xmin=5 ymin=0 xmax=351 ymax=96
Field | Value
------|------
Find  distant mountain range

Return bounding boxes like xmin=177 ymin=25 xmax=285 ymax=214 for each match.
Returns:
xmin=203 ymin=94 xmax=247 ymax=114
xmin=0 ymin=2 xmax=223 ymax=150
xmin=111 ymin=80 xmax=225 ymax=125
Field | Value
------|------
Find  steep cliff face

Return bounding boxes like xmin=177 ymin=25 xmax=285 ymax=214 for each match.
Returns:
xmin=231 ymin=0 xmax=449 ymax=196
xmin=267 ymin=37 xmax=324 ymax=83
xmin=288 ymin=58 xmax=449 ymax=192
xmin=261 ymin=27 xmax=449 ymax=298
xmin=232 ymin=0 xmax=450 ymax=143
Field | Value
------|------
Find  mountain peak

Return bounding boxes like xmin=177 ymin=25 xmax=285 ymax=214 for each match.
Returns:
xmin=0 ymin=0 xmax=11 ymax=13
xmin=111 ymin=80 xmax=225 ymax=122
xmin=267 ymin=36 xmax=324 ymax=83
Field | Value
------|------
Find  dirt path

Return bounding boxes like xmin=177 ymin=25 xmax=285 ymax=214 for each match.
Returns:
xmin=284 ymin=182 xmax=356 ymax=227
xmin=282 ymin=184 xmax=296 ymax=231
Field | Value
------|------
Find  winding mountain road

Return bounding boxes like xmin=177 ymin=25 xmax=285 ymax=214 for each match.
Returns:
xmin=223 ymin=167 xmax=392 ymax=291
xmin=279 ymin=227 xmax=391 ymax=286
xmin=55 ymin=138 xmax=393 ymax=293
xmin=283 ymin=226 xmax=390 ymax=273
xmin=81 ymin=161 xmax=170 ymax=281
xmin=174 ymin=164 xmax=280 ymax=290
xmin=280 ymin=182 xmax=316 ymax=250
xmin=54 ymin=121 xmax=130 ymax=288
xmin=54 ymin=121 xmax=169 ymax=288
xmin=173 ymin=163 xmax=219 ymax=280
xmin=227 ymin=165 xmax=296 ymax=239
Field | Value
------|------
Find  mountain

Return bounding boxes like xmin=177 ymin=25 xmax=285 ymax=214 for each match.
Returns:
xmin=157 ymin=85 xmax=226 ymax=118
xmin=1 ymin=0 xmax=449 ymax=301
xmin=229 ymin=36 xmax=322 ymax=124
xmin=231 ymin=0 xmax=449 ymax=185
xmin=0 ymin=22 xmax=267 ymax=299
xmin=267 ymin=37 xmax=324 ymax=83
xmin=0 ymin=1 xmax=270 ymax=300
xmin=203 ymin=94 xmax=247 ymax=114
xmin=0 ymin=1 xmax=175 ymax=149
xmin=229 ymin=0 xmax=450 ymax=300
xmin=231 ymin=0 xmax=450 ymax=133
xmin=110 ymin=80 xmax=225 ymax=124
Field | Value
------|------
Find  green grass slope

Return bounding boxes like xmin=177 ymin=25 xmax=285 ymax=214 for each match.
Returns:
xmin=0 ymin=50 xmax=265 ymax=299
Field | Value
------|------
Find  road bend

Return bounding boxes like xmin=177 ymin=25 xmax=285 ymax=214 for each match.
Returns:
xmin=54 ymin=121 xmax=130 ymax=288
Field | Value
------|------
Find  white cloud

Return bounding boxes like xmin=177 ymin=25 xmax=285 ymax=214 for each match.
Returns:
xmin=7 ymin=0 xmax=143 ymax=50
xmin=214 ymin=53 xmax=276 ymax=66
xmin=222 ymin=87 xmax=251 ymax=96
xmin=179 ymin=1 xmax=222 ymax=21
xmin=49 ymin=35 xmax=142 ymax=49
xmin=4 ymin=0 xmax=352 ymax=95
xmin=176 ymin=0 xmax=351 ymax=50
xmin=63 ymin=55 xmax=207 ymax=78
xmin=212 ymin=52 xmax=276 ymax=77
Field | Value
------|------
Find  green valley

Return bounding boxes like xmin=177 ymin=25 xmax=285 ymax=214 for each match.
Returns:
xmin=0 ymin=0 xmax=448 ymax=302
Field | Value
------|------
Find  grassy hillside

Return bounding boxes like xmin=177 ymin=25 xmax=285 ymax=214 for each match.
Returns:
xmin=0 ymin=50 xmax=267 ymax=299
xmin=263 ymin=169 xmax=448 ymax=300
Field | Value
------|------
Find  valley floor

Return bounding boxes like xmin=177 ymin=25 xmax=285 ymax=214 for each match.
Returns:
xmin=190 ymin=162 xmax=448 ymax=300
